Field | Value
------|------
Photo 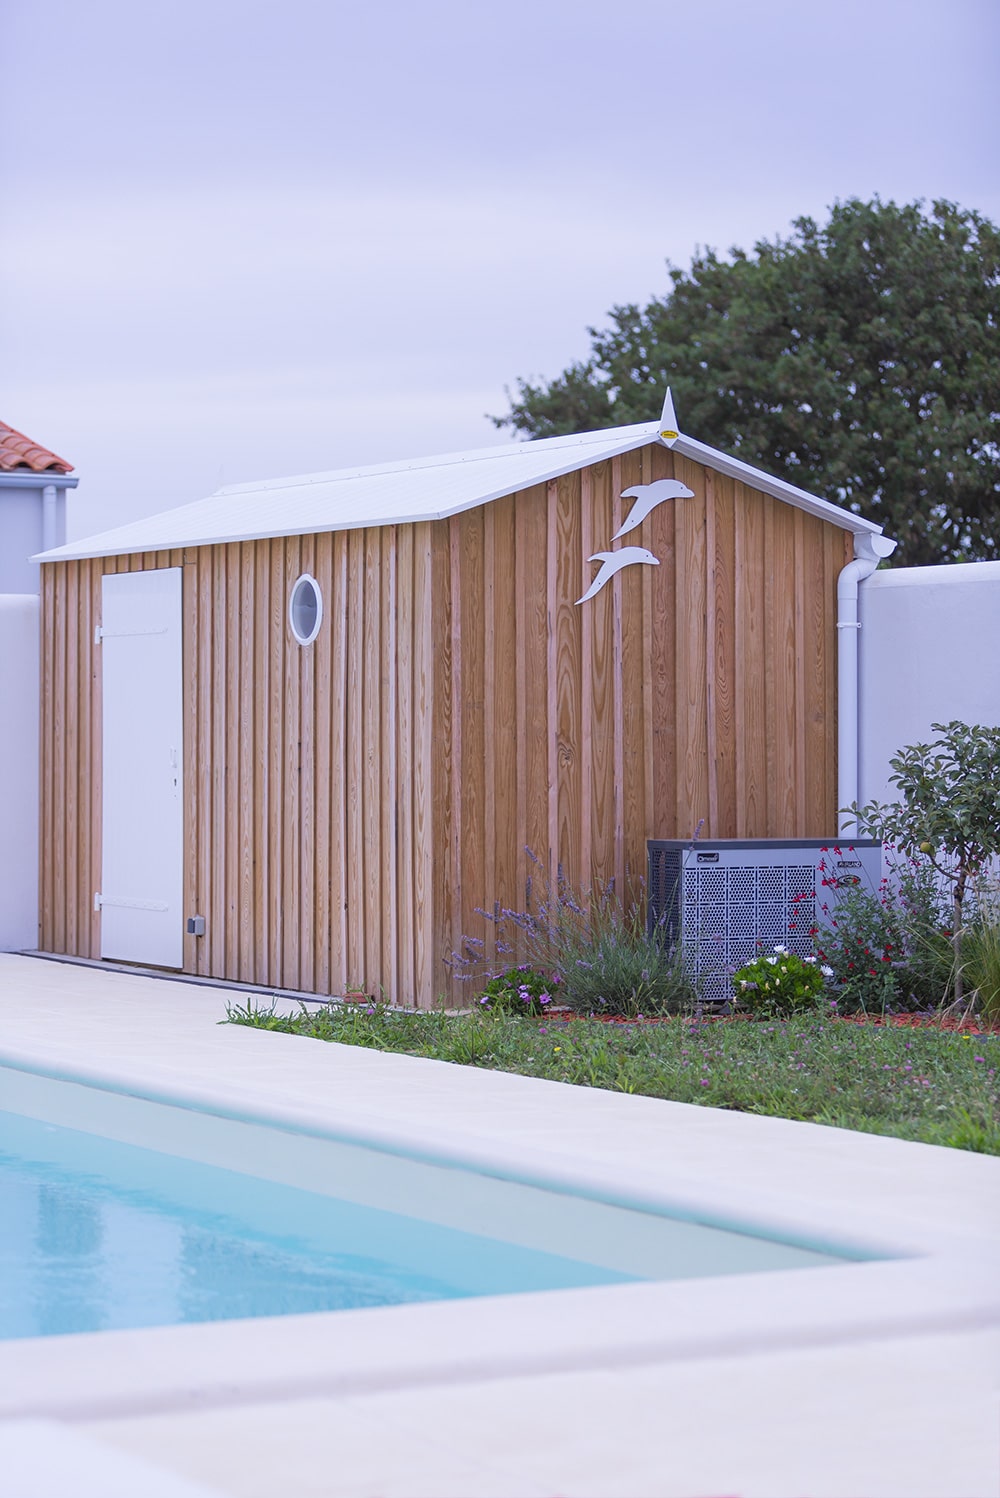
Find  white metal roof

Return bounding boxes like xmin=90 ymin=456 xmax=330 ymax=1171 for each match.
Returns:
xmin=36 ymin=418 xmax=885 ymax=563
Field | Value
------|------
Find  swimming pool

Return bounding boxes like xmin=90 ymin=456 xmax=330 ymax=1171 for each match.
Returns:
xmin=0 ymin=1062 xmax=854 ymax=1341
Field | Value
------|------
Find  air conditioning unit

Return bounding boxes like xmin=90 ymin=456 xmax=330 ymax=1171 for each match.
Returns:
xmin=647 ymin=839 xmax=883 ymax=1002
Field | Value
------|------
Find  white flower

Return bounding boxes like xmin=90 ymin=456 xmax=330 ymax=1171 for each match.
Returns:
xmin=773 ymin=945 xmax=789 ymax=955
xmin=821 ymin=965 xmax=834 ymax=978
xmin=804 ymin=955 xmax=817 ymax=964
xmin=766 ymin=955 xmax=778 ymax=965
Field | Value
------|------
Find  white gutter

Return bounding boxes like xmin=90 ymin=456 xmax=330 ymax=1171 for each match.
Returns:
xmin=41 ymin=485 xmax=59 ymax=553
xmin=837 ymin=531 xmax=897 ymax=831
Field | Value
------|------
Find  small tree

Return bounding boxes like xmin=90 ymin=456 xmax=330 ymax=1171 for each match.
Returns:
xmin=848 ymin=721 xmax=1000 ymax=1004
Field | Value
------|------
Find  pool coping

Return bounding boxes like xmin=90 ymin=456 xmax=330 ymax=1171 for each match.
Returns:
xmin=0 ymin=952 xmax=999 ymax=1428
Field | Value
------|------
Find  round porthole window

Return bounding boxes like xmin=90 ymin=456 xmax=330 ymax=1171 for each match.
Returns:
xmin=289 ymin=573 xmax=323 ymax=645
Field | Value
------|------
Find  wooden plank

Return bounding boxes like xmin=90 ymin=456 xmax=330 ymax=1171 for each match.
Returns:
xmin=312 ymin=532 xmax=333 ymax=994
xmin=345 ymin=529 xmax=365 ymax=991
xmin=298 ymin=534 xmax=316 ymax=994
xmin=793 ymin=511 xmax=808 ymax=835
xmin=86 ymin=561 xmax=103 ymax=956
xmin=459 ymin=509 xmax=486 ymax=980
xmin=482 ymin=503 xmax=497 ymax=972
xmin=703 ymin=471 xmax=719 ymax=837
xmin=617 ymin=449 xmax=646 ymax=893
xmin=224 ymin=544 xmax=241 ymax=977
xmin=734 ymin=483 xmax=764 ymax=836
xmin=363 ymin=529 xmax=382 ymax=996
xmin=39 ymin=566 xmax=55 ymax=949
xmin=430 ymin=521 xmax=454 ymax=1004
xmin=251 ymin=542 xmax=271 ymax=985
xmin=52 ymin=562 xmax=67 ymax=952
xmin=801 ymin=515 xmax=829 ymax=836
xmin=267 ymin=539 xmax=285 ymax=985
xmin=238 ymin=542 xmax=255 ymax=982
xmin=491 ymin=494 xmax=518 ymax=958
xmin=196 ymin=551 xmax=214 ymax=975
xmin=282 ymin=537 xmax=302 ymax=990
xmin=544 ymin=479 xmax=561 ymax=889
xmin=63 ymin=564 xmax=79 ymax=954
xmin=764 ymin=498 xmax=798 ymax=836
xmin=210 ymin=547 xmax=228 ymax=975
xmin=554 ymin=473 xmax=582 ymax=898
xmin=411 ymin=522 xmax=435 ymax=1006
xmin=588 ymin=461 xmax=615 ymax=884
xmin=639 ymin=448 xmax=655 ymax=859
xmin=674 ymin=454 xmax=709 ymax=842
xmin=514 ymin=485 xmax=549 ymax=924
xmin=446 ymin=516 xmax=464 ymax=987
xmin=578 ymin=469 xmax=593 ymax=891
xmin=649 ymin=442 xmax=677 ymax=839
xmin=329 ymin=531 xmax=349 ymax=995
xmin=381 ymin=526 xmax=398 ymax=1004
xmin=395 ymin=525 xmax=415 ymax=1006
xmin=610 ymin=457 xmax=625 ymax=892
xmin=712 ymin=472 xmax=738 ymax=837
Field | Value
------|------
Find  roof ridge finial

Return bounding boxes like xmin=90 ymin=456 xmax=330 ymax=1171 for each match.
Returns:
xmin=657 ymin=388 xmax=679 ymax=447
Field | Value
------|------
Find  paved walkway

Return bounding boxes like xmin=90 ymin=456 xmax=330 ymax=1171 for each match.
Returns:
xmin=0 ymin=953 xmax=998 ymax=1497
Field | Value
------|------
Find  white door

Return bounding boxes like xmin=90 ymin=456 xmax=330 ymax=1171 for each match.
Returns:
xmin=99 ymin=569 xmax=184 ymax=967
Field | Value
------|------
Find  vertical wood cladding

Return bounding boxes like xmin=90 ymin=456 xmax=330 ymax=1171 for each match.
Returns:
xmin=40 ymin=445 xmax=852 ymax=1006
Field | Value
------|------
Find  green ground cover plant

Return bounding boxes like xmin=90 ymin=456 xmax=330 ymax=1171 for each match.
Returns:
xmin=226 ymin=1000 xmax=999 ymax=1155
xmin=731 ymin=948 xmax=829 ymax=1017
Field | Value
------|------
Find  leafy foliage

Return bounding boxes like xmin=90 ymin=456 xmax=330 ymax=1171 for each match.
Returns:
xmin=732 ymin=947 xmax=829 ymax=1017
xmin=476 ymin=966 xmax=558 ymax=1015
xmin=449 ymin=853 xmax=699 ymax=1017
xmin=496 ymin=198 xmax=1000 ymax=566
xmin=813 ymin=850 xmax=953 ymax=1013
xmin=961 ymin=884 xmax=1000 ymax=1023
xmin=851 ymin=721 xmax=1000 ymax=1000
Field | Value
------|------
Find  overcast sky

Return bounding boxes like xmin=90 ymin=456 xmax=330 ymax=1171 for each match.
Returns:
xmin=3 ymin=0 xmax=998 ymax=539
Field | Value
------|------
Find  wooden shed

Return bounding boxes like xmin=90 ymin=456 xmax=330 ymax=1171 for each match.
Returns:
xmin=36 ymin=404 xmax=892 ymax=1006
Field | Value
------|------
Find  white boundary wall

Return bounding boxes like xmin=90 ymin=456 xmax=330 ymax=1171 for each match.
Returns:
xmin=0 ymin=596 xmax=39 ymax=950
xmin=858 ymin=561 xmax=1000 ymax=809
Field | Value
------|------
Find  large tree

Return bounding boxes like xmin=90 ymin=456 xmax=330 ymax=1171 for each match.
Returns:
xmin=497 ymin=199 xmax=1000 ymax=566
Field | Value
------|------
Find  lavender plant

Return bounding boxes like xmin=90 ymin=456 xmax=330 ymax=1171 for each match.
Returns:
xmin=450 ymin=851 xmax=698 ymax=1017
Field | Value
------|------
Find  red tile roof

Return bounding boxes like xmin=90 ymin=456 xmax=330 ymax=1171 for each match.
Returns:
xmin=0 ymin=420 xmax=74 ymax=474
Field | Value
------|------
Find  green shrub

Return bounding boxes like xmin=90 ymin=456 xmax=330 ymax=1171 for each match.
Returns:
xmin=732 ymin=946 xmax=829 ymax=1017
xmin=451 ymin=852 xmax=699 ymax=1017
xmin=961 ymin=886 xmax=1000 ymax=1021
xmin=476 ymin=967 xmax=558 ymax=1016
xmin=813 ymin=848 xmax=953 ymax=1012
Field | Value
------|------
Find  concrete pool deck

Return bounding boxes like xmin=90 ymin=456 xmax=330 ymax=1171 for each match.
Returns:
xmin=0 ymin=951 xmax=997 ymax=1497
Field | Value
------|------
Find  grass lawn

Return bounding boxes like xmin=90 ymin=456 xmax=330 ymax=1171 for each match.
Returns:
xmin=227 ymin=1003 xmax=1000 ymax=1155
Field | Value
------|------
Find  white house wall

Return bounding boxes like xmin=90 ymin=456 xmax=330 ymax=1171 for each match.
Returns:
xmin=0 ymin=595 xmax=39 ymax=951
xmin=858 ymin=561 xmax=1000 ymax=808
xmin=0 ymin=484 xmax=67 ymax=593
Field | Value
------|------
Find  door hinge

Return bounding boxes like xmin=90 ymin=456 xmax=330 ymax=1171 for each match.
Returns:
xmin=94 ymin=624 xmax=103 ymax=645
xmin=94 ymin=892 xmax=103 ymax=911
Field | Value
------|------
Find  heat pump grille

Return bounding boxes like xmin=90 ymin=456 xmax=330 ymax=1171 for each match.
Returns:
xmin=647 ymin=839 xmax=880 ymax=1005
xmin=681 ymin=865 xmax=816 ymax=1000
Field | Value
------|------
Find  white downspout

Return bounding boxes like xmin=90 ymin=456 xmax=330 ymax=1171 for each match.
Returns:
xmin=837 ymin=530 xmax=897 ymax=832
xmin=41 ymin=484 xmax=58 ymax=553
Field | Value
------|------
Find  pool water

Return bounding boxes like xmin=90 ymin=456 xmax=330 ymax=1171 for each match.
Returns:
xmin=0 ymin=1109 xmax=639 ymax=1340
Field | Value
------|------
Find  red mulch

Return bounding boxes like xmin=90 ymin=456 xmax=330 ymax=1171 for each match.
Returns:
xmin=543 ymin=1008 xmax=1000 ymax=1036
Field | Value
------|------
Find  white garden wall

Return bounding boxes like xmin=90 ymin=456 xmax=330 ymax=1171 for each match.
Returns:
xmin=0 ymin=595 xmax=39 ymax=951
xmin=858 ymin=561 xmax=1000 ymax=809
